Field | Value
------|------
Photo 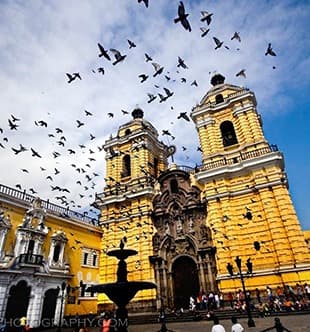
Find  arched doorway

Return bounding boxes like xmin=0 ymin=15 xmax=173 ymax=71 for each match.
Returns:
xmin=5 ymin=280 xmax=31 ymax=320
xmin=172 ymin=256 xmax=199 ymax=309
xmin=41 ymin=288 xmax=59 ymax=325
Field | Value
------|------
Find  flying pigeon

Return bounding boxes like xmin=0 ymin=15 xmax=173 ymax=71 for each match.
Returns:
xmin=213 ymin=37 xmax=223 ymax=50
xmin=174 ymin=1 xmax=191 ymax=32
xmin=97 ymin=43 xmax=111 ymax=60
xmin=152 ymin=62 xmax=164 ymax=77
xmin=265 ymin=43 xmax=276 ymax=56
xmin=110 ymin=49 xmax=127 ymax=65
xmin=200 ymin=11 xmax=213 ymax=25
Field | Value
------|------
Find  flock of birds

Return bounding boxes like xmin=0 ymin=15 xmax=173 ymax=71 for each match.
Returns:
xmin=0 ymin=1 xmax=278 ymax=222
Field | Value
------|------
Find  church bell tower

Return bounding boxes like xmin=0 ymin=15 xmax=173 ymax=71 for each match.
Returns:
xmin=191 ymin=74 xmax=310 ymax=292
xmin=95 ymin=108 xmax=170 ymax=310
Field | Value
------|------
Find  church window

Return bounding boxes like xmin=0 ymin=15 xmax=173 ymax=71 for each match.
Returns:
xmin=83 ymin=252 xmax=88 ymax=265
xmin=170 ymin=179 xmax=178 ymax=193
xmin=215 ymin=94 xmax=224 ymax=104
xmin=125 ymin=129 xmax=131 ymax=136
xmin=122 ymin=154 xmax=131 ymax=177
xmin=92 ymin=254 xmax=97 ymax=266
xmin=220 ymin=121 xmax=238 ymax=147
xmin=53 ymin=244 xmax=61 ymax=262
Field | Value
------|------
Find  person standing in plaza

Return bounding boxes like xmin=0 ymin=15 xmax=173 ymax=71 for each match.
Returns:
xmin=231 ymin=317 xmax=244 ymax=332
xmin=211 ymin=316 xmax=226 ymax=332
xmin=260 ymin=317 xmax=292 ymax=332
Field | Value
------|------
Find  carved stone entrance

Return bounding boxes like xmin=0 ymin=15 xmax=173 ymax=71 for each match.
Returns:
xmin=150 ymin=168 xmax=217 ymax=310
xmin=172 ymin=256 xmax=199 ymax=309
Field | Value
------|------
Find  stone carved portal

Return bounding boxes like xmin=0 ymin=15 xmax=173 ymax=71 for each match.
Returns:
xmin=151 ymin=169 xmax=217 ymax=310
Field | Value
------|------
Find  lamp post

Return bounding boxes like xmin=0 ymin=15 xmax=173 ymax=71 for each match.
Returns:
xmin=57 ymin=281 xmax=66 ymax=332
xmin=227 ymin=256 xmax=255 ymax=328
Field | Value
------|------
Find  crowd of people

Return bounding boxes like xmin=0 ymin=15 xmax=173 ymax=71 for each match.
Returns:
xmin=186 ymin=283 xmax=310 ymax=316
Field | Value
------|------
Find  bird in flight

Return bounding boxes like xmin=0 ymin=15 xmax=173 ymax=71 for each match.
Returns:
xmin=76 ymin=120 xmax=85 ymax=128
xmin=200 ymin=11 xmax=213 ymax=25
xmin=213 ymin=37 xmax=223 ymax=50
xmin=236 ymin=69 xmax=246 ymax=78
xmin=31 ymin=148 xmax=42 ymax=158
xmin=177 ymin=56 xmax=188 ymax=69
xmin=200 ymin=27 xmax=210 ymax=38
xmin=174 ymin=2 xmax=191 ymax=32
xmin=147 ymin=93 xmax=157 ymax=103
xmin=11 ymin=114 xmax=21 ymax=122
xmin=191 ymin=80 xmax=198 ymax=87
xmin=66 ymin=72 xmax=81 ymax=83
xmin=8 ymin=119 xmax=19 ymax=130
xmin=152 ymin=62 xmax=164 ymax=77
xmin=177 ymin=112 xmax=190 ymax=122
xmin=97 ymin=43 xmax=111 ymax=60
xmin=85 ymin=110 xmax=93 ymax=116
xmin=12 ymin=144 xmax=27 ymax=154
xmin=127 ymin=39 xmax=136 ymax=48
xmin=138 ymin=74 xmax=149 ymax=83
xmin=98 ymin=67 xmax=105 ymax=75
xmin=138 ymin=0 xmax=148 ymax=7
xmin=231 ymin=32 xmax=241 ymax=42
xmin=110 ymin=49 xmax=127 ymax=65
xmin=265 ymin=43 xmax=276 ymax=56
xmin=145 ymin=53 xmax=152 ymax=62
xmin=35 ymin=120 xmax=48 ymax=127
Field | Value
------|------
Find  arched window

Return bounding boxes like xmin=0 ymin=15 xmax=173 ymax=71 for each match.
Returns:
xmin=53 ymin=244 xmax=61 ymax=262
xmin=125 ymin=129 xmax=131 ymax=136
xmin=220 ymin=121 xmax=238 ymax=147
xmin=170 ymin=179 xmax=178 ymax=194
xmin=215 ymin=94 xmax=224 ymax=104
xmin=122 ymin=155 xmax=131 ymax=177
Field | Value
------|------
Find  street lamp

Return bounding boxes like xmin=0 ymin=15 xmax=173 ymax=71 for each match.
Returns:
xmin=227 ymin=256 xmax=255 ymax=327
xmin=57 ymin=281 xmax=67 ymax=332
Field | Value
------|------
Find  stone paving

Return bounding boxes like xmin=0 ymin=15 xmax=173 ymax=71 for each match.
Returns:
xmin=125 ymin=314 xmax=310 ymax=332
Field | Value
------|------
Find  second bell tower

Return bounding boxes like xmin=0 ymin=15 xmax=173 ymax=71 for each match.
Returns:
xmin=191 ymin=74 xmax=310 ymax=291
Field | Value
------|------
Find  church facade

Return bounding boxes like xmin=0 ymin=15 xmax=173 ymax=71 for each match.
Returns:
xmin=95 ymin=74 xmax=310 ymax=311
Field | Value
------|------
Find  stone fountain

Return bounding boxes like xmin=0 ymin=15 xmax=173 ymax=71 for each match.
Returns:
xmin=88 ymin=239 xmax=156 ymax=332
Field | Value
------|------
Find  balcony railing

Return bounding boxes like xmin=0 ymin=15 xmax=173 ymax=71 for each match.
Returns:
xmin=0 ymin=184 xmax=99 ymax=226
xmin=18 ymin=253 xmax=43 ymax=265
xmin=198 ymin=144 xmax=279 ymax=172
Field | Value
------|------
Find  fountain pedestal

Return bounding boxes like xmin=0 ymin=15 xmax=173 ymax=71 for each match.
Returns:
xmin=87 ymin=240 xmax=156 ymax=332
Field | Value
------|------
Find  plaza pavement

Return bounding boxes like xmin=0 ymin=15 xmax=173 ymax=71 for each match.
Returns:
xmin=125 ymin=314 xmax=309 ymax=332
xmin=43 ymin=313 xmax=309 ymax=332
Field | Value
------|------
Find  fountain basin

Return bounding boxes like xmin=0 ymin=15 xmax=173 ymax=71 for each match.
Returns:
xmin=89 ymin=281 xmax=156 ymax=307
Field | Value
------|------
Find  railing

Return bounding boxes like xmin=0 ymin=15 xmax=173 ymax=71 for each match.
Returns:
xmin=0 ymin=184 xmax=99 ymax=226
xmin=18 ymin=253 xmax=43 ymax=265
xmin=198 ymin=144 xmax=279 ymax=171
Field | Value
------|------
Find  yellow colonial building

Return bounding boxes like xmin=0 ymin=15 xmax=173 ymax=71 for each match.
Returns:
xmin=1 ymin=74 xmax=310 ymax=322
xmin=95 ymin=74 xmax=310 ymax=311
xmin=0 ymin=185 xmax=101 ymax=328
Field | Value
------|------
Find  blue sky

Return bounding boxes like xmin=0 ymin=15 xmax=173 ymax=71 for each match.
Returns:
xmin=0 ymin=0 xmax=309 ymax=228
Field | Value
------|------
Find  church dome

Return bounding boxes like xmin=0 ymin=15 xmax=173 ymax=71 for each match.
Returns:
xmin=132 ymin=107 xmax=144 ymax=119
xmin=211 ymin=73 xmax=225 ymax=86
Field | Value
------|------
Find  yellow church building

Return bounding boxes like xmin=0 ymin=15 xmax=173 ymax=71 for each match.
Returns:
xmin=0 ymin=74 xmax=309 ymax=326
xmin=95 ymin=74 xmax=310 ymax=311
